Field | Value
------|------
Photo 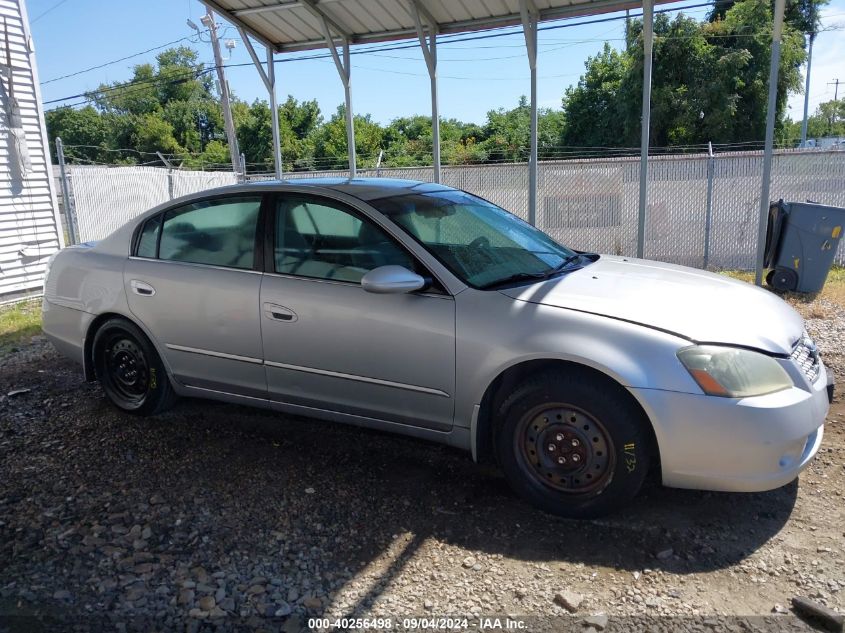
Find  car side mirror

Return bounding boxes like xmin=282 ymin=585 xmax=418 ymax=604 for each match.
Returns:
xmin=361 ymin=265 xmax=426 ymax=294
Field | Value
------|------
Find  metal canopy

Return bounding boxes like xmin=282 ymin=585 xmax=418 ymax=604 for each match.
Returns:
xmin=201 ymin=0 xmax=665 ymax=53
xmin=202 ymin=0 xmax=786 ymax=286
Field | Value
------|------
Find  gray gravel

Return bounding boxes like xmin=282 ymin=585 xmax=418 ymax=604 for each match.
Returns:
xmin=1 ymin=314 xmax=843 ymax=631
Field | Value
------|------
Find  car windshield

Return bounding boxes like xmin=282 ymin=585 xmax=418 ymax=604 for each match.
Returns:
xmin=369 ymin=189 xmax=583 ymax=289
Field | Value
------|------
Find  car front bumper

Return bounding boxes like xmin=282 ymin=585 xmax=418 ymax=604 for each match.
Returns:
xmin=631 ymin=360 xmax=831 ymax=493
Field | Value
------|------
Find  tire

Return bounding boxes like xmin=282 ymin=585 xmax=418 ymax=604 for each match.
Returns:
xmin=92 ymin=317 xmax=176 ymax=416
xmin=768 ymin=267 xmax=799 ymax=293
xmin=495 ymin=370 xmax=651 ymax=519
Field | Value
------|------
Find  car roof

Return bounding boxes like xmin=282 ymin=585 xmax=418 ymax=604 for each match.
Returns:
xmin=226 ymin=177 xmax=455 ymax=202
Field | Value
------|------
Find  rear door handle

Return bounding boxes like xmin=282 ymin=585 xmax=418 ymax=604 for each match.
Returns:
xmin=263 ymin=303 xmax=297 ymax=323
xmin=130 ymin=280 xmax=155 ymax=296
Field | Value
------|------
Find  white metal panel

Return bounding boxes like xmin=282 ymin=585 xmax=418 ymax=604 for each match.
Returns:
xmin=203 ymin=0 xmax=660 ymax=51
xmin=0 ymin=0 xmax=63 ymax=299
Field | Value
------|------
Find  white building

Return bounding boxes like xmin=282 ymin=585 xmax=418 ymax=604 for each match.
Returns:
xmin=0 ymin=0 xmax=62 ymax=302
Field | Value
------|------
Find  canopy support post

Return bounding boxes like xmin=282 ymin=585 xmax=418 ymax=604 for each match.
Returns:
xmin=319 ymin=17 xmax=356 ymax=177
xmin=754 ymin=0 xmax=786 ymax=285
xmin=240 ymin=28 xmax=282 ymax=179
xmin=520 ymin=0 xmax=539 ymax=226
xmin=409 ymin=0 xmax=440 ymax=183
xmin=636 ymin=0 xmax=654 ymax=258
xmin=267 ymin=47 xmax=282 ymax=179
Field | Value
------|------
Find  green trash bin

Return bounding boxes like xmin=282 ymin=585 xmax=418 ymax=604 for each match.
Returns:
xmin=764 ymin=200 xmax=845 ymax=293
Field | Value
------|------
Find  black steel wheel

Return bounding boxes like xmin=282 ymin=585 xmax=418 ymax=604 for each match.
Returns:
xmin=496 ymin=370 xmax=652 ymax=518
xmin=768 ymin=267 xmax=798 ymax=293
xmin=517 ymin=404 xmax=615 ymax=496
xmin=93 ymin=318 xmax=175 ymax=415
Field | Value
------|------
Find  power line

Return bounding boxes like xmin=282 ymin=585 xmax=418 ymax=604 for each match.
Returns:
xmin=43 ymin=66 xmax=214 ymax=106
xmin=41 ymin=30 xmax=213 ymax=85
xmin=44 ymin=1 xmax=713 ymax=109
xmin=30 ymin=0 xmax=71 ymax=24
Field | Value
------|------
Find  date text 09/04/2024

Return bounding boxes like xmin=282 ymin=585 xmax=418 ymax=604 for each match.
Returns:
xmin=308 ymin=617 xmax=529 ymax=630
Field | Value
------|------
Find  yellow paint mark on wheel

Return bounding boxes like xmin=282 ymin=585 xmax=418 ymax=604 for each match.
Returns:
xmin=833 ymin=226 xmax=841 ymax=239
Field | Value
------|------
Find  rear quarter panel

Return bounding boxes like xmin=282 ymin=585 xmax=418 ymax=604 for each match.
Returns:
xmin=43 ymin=246 xmax=146 ymax=377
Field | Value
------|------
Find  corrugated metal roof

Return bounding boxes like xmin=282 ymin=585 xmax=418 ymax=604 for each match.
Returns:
xmin=201 ymin=0 xmax=655 ymax=52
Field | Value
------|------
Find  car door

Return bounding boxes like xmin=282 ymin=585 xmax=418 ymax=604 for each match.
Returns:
xmin=124 ymin=194 xmax=267 ymax=398
xmin=260 ymin=192 xmax=456 ymax=431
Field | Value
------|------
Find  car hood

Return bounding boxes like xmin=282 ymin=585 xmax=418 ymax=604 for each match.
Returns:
xmin=499 ymin=255 xmax=804 ymax=355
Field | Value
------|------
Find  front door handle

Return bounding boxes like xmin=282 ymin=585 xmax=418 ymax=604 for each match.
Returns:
xmin=130 ymin=280 xmax=155 ymax=296
xmin=263 ymin=303 xmax=297 ymax=323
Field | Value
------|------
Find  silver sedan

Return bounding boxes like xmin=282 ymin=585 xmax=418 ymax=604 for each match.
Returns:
xmin=42 ymin=179 xmax=832 ymax=517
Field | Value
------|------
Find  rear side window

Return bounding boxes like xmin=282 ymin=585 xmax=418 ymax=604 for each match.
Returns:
xmin=136 ymin=215 xmax=160 ymax=258
xmin=158 ymin=197 xmax=262 ymax=270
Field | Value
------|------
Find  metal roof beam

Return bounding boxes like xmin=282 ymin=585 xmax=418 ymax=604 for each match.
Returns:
xmin=315 ymin=10 xmax=355 ymax=177
xmin=238 ymin=27 xmax=272 ymax=91
xmin=754 ymin=0 xmax=787 ymax=285
xmin=520 ymin=0 xmax=539 ymax=225
xmin=408 ymin=0 xmax=440 ymax=182
xmin=233 ymin=0 xmax=344 ymax=16
xmin=410 ymin=0 xmax=439 ymax=34
xmin=237 ymin=27 xmax=283 ymax=178
xmin=301 ymin=0 xmax=352 ymax=42
xmin=636 ymin=0 xmax=654 ymax=257
xmin=198 ymin=0 xmax=276 ymax=50
xmin=273 ymin=0 xmax=646 ymax=52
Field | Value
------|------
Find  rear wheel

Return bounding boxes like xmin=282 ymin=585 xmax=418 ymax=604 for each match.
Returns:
xmin=92 ymin=318 xmax=175 ymax=415
xmin=496 ymin=370 xmax=651 ymax=518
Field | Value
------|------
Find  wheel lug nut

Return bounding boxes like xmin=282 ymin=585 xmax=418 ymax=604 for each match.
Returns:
xmin=557 ymin=456 xmax=566 ymax=465
xmin=555 ymin=433 xmax=564 ymax=441
xmin=571 ymin=454 xmax=581 ymax=463
xmin=547 ymin=443 xmax=556 ymax=452
xmin=571 ymin=439 xmax=580 ymax=447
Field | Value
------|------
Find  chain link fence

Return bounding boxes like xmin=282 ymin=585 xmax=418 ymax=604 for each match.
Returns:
xmin=60 ymin=149 xmax=845 ymax=269
xmin=63 ymin=166 xmax=240 ymax=244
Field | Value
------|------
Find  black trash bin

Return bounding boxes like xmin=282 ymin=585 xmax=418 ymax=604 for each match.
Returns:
xmin=764 ymin=200 xmax=845 ymax=293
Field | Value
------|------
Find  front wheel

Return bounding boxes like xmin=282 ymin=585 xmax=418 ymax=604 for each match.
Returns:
xmin=92 ymin=318 xmax=175 ymax=416
xmin=496 ymin=371 xmax=652 ymax=518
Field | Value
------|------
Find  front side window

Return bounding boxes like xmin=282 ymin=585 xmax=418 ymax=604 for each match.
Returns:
xmin=275 ymin=196 xmax=416 ymax=284
xmin=156 ymin=197 xmax=262 ymax=270
xmin=370 ymin=190 xmax=582 ymax=288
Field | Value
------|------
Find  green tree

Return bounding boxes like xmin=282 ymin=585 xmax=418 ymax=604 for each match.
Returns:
xmin=781 ymin=99 xmax=845 ymax=144
xmin=312 ymin=105 xmax=383 ymax=170
xmin=45 ymin=106 xmax=114 ymax=163
xmin=130 ymin=113 xmax=182 ymax=156
xmin=562 ymin=0 xmax=807 ymax=148
xmin=562 ymin=44 xmax=628 ymax=147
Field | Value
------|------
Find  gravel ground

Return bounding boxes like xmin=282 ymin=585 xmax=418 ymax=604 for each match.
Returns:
xmin=0 ymin=298 xmax=843 ymax=632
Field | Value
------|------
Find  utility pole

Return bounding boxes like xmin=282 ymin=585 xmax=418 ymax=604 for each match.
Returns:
xmin=800 ymin=3 xmax=818 ymax=147
xmin=799 ymin=31 xmax=815 ymax=146
xmin=202 ymin=9 xmax=240 ymax=174
xmin=828 ymin=78 xmax=840 ymax=134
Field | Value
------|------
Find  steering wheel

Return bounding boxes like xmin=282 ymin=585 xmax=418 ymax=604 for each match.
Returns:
xmin=468 ymin=236 xmax=491 ymax=250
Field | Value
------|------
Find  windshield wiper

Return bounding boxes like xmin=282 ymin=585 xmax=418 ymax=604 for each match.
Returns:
xmin=543 ymin=253 xmax=582 ymax=277
xmin=478 ymin=271 xmax=548 ymax=290
xmin=479 ymin=254 xmax=585 ymax=290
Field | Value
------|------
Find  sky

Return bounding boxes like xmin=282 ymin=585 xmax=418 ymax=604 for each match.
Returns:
xmin=28 ymin=0 xmax=845 ymax=129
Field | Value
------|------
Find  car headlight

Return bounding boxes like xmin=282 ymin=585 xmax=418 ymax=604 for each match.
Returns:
xmin=677 ymin=345 xmax=793 ymax=398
